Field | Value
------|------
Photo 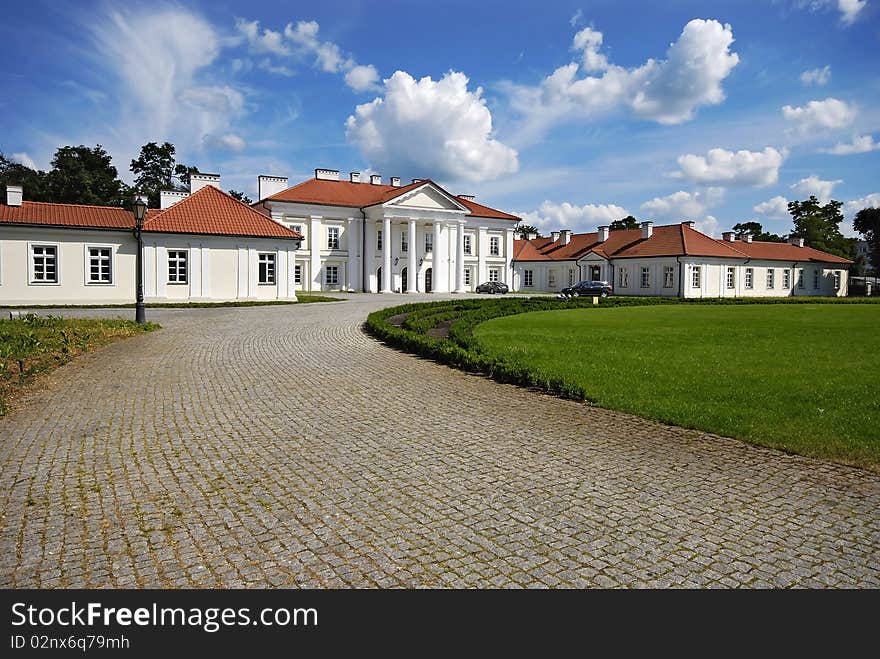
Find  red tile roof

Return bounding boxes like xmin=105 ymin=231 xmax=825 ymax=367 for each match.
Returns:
xmin=514 ymin=223 xmax=851 ymax=263
xmin=264 ymin=177 xmax=518 ymax=220
xmin=144 ymin=185 xmax=302 ymax=240
xmin=0 ymin=200 xmax=134 ymax=230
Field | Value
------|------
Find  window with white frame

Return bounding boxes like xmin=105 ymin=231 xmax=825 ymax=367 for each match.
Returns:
xmin=258 ymin=252 xmax=276 ymax=285
xmin=640 ymin=267 xmax=650 ymax=288
xmin=524 ymin=269 xmax=534 ymax=287
xmin=325 ymin=265 xmax=339 ymax=286
xmin=619 ymin=267 xmax=628 ymax=288
xmin=401 ymin=231 xmax=408 ymax=252
xmin=569 ymin=269 xmax=575 ymax=286
xmin=745 ymin=267 xmax=754 ymax=289
xmin=813 ymin=269 xmax=820 ymax=289
xmin=294 ymin=264 xmax=302 ymax=285
xmin=31 ymin=245 xmax=58 ymax=283
xmin=425 ymin=232 xmax=433 ymax=252
xmin=548 ymin=270 xmax=556 ymax=287
xmin=664 ymin=266 xmax=674 ymax=288
xmin=833 ymin=271 xmax=841 ymax=289
xmin=464 ymin=268 xmax=471 ymax=286
xmin=797 ymin=269 xmax=805 ymax=289
xmin=327 ymin=227 xmax=340 ymax=250
xmin=691 ymin=266 xmax=700 ymax=288
xmin=766 ymin=268 xmax=775 ymax=289
xmin=168 ymin=250 xmax=188 ymax=284
xmin=463 ymin=234 xmax=472 ymax=255
xmin=87 ymin=246 xmax=112 ymax=284
xmin=488 ymin=268 xmax=499 ymax=282
xmin=489 ymin=236 xmax=500 ymax=256
xmin=726 ymin=266 xmax=735 ymax=289
xmin=377 ymin=229 xmax=383 ymax=252
xmin=782 ymin=269 xmax=791 ymax=289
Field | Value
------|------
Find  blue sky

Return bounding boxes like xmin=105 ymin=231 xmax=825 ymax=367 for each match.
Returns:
xmin=2 ymin=0 xmax=879 ymax=236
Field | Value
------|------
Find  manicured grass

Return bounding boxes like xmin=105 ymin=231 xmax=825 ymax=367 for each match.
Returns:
xmin=0 ymin=314 xmax=159 ymax=415
xmin=0 ymin=295 xmax=341 ymax=310
xmin=472 ymin=304 xmax=880 ymax=469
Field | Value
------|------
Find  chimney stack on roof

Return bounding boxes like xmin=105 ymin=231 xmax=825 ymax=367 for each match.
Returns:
xmin=740 ymin=233 xmax=753 ymax=244
xmin=551 ymin=230 xmax=560 ymax=243
xmin=560 ymin=229 xmax=572 ymax=245
xmin=160 ymin=190 xmax=189 ymax=210
xmin=459 ymin=194 xmax=475 ymax=201
xmin=189 ymin=172 xmax=221 ymax=194
xmin=681 ymin=220 xmax=695 ymax=228
xmin=597 ymin=226 xmax=609 ymax=243
xmin=370 ymin=174 xmax=382 ymax=185
xmin=258 ymin=174 xmax=288 ymax=200
xmin=527 ymin=232 xmax=538 ymax=240
xmin=788 ymin=235 xmax=805 ymax=248
xmin=349 ymin=172 xmax=361 ymax=183
xmin=411 ymin=178 xmax=425 ymax=184
xmin=6 ymin=184 xmax=22 ymax=207
xmin=390 ymin=176 xmax=401 ymax=187
xmin=315 ymin=168 xmax=340 ymax=181
xmin=722 ymin=231 xmax=736 ymax=242
xmin=641 ymin=221 xmax=653 ymax=239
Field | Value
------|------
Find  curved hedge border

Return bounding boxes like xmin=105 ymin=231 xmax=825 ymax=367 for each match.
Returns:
xmin=365 ymin=295 xmax=880 ymax=402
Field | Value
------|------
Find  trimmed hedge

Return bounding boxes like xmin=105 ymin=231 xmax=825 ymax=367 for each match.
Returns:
xmin=365 ymin=295 xmax=880 ymax=403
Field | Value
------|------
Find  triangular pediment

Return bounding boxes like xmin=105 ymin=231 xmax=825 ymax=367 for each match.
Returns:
xmin=384 ymin=182 xmax=469 ymax=212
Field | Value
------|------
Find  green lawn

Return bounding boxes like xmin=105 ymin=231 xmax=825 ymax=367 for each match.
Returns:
xmin=473 ymin=304 xmax=880 ymax=469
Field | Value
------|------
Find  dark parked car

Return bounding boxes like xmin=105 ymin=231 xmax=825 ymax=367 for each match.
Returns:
xmin=475 ymin=281 xmax=509 ymax=294
xmin=561 ymin=280 xmax=613 ymax=297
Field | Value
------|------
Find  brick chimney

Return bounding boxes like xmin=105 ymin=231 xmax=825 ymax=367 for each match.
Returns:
xmin=6 ymin=184 xmax=22 ymax=207
xmin=560 ymin=229 xmax=572 ymax=245
xmin=597 ymin=226 xmax=609 ymax=242
xmin=258 ymin=175 xmax=288 ymax=200
xmin=315 ymin=168 xmax=340 ymax=181
xmin=189 ymin=172 xmax=221 ymax=194
xmin=370 ymin=174 xmax=382 ymax=185
xmin=349 ymin=172 xmax=361 ymax=183
xmin=641 ymin=221 xmax=653 ymax=239
xmin=722 ymin=231 xmax=736 ymax=242
xmin=551 ymin=230 xmax=560 ymax=242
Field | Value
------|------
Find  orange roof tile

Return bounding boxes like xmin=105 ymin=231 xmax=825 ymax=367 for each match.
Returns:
xmin=716 ymin=239 xmax=852 ymax=264
xmin=0 ymin=200 xmax=134 ymax=230
xmin=264 ymin=177 xmax=518 ymax=221
xmin=144 ymin=186 xmax=302 ymax=240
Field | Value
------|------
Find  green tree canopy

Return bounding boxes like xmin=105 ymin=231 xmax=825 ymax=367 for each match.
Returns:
xmin=853 ymin=206 xmax=880 ymax=273
xmin=44 ymin=145 xmax=129 ymax=206
xmin=731 ymin=221 xmax=784 ymax=243
xmin=228 ymin=190 xmax=253 ymax=205
xmin=0 ymin=152 xmax=50 ymax=201
xmin=515 ymin=224 xmax=542 ymax=238
xmin=787 ymin=196 xmax=852 ymax=258
xmin=130 ymin=142 xmax=198 ymax=208
xmin=610 ymin=215 xmax=639 ymax=230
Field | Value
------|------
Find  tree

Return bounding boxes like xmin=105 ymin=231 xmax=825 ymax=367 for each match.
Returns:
xmin=44 ymin=145 xmax=128 ymax=206
xmin=130 ymin=142 xmax=198 ymax=208
xmin=515 ymin=224 xmax=542 ymax=239
xmin=731 ymin=221 xmax=784 ymax=243
xmin=610 ymin=215 xmax=639 ymax=230
xmin=0 ymin=152 xmax=50 ymax=201
xmin=787 ymin=196 xmax=853 ymax=258
xmin=853 ymin=206 xmax=880 ymax=273
xmin=227 ymin=190 xmax=253 ymax=205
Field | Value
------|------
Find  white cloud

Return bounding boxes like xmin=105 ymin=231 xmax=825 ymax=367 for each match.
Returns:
xmin=258 ymin=59 xmax=295 ymax=76
xmin=520 ymin=200 xmax=629 ymax=232
xmin=673 ymin=146 xmax=786 ymax=186
xmin=838 ymin=0 xmax=867 ymax=24
xmin=753 ymin=195 xmax=791 ymax=219
xmin=344 ymin=65 xmax=380 ymax=92
xmin=845 ymin=193 xmax=880 ymax=217
xmin=800 ymin=65 xmax=831 ymax=86
xmin=782 ymin=97 xmax=856 ymax=131
xmin=235 ymin=19 xmax=289 ymax=56
xmin=12 ymin=152 xmax=38 ymax=170
xmin=640 ymin=188 xmax=724 ymax=220
xmin=570 ymin=9 xmax=583 ymax=27
xmin=507 ymin=19 xmax=739 ymax=140
xmin=203 ymin=133 xmax=246 ymax=151
xmin=823 ymin=134 xmax=880 ymax=155
xmin=790 ymin=175 xmax=843 ymax=202
xmin=285 ymin=21 xmax=350 ymax=73
xmin=694 ymin=215 xmax=720 ymax=238
xmin=345 ymin=70 xmax=518 ymax=183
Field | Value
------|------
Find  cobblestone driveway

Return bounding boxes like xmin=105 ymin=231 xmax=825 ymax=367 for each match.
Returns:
xmin=1 ymin=295 xmax=878 ymax=588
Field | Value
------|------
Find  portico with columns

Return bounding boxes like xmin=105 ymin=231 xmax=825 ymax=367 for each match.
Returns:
xmin=256 ymin=169 xmax=519 ymax=293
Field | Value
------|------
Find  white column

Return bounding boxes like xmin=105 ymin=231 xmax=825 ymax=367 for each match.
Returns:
xmin=247 ymin=246 xmax=258 ymax=299
xmin=157 ymin=245 xmax=168 ymax=298
xmin=277 ymin=248 xmax=288 ymax=299
xmin=381 ymin=217 xmax=392 ymax=292
xmin=236 ymin=246 xmax=248 ymax=299
xmin=504 ymin=229 xmax=515 ymax=285
xmin=363 ymin=219 xmax=375 ymax=292
xmin=346 ymin=217 xmax=356 ymax=292
xmin=310 ymin=215 xmax=322 ymax=291
xmin=455 ymin=221 xmax=465 ymax=292
xmin=432 ymin=221 xmax=445 ymax=292
xmin=477 ymin=226 xmax=488 ymax=285
xmin=407 ymin=219 xmax=417 ymax=292
xmin=287 ymin=246 xmax=298 ymax=301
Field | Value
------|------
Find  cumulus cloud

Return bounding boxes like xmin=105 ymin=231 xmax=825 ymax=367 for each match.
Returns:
xmin=519 ymin=200 xmax=629 ymax=232
xmin=782 ymin=97 xmax=856 ymax=132
xmin=694 ymin=215 xmax=720 ymax=238
xmin=203 ymin=133 xmax=247 ymax=151
xmin=344 ymin=64 xmax=380 ymax=92
xmin=345 ymin=70 xmax=518 ymax=183
xmin=823 ymin=134 xmax=880 ymax=155
xmin=845 ymin=193 xmax=880 ymax=217
xmin=790 ymin=175 xmax=843 ymax=202
xmin=792 ymin=0 xmax=867 ymax=25
xmin=507 ymin=19 xmax=739 ymax=140
xmin=640 ymin=188 xmax=724 ymax=220
xmin=672 ymin=146 xmax=786 ymax=186
xmin=800 ymin=65 xmax=831 ymax=86
xmin=12 ymin=152 xmax=38 ymax=170
xmin=753 ymin=195 xmax=791 ymax=219
xmin=235 ymin=19 xmax=289 ymax=56
xmin=285 ymin=21 xmax=350 ymax=72
xmin=570 ymin=9 xmax=583 ymax=27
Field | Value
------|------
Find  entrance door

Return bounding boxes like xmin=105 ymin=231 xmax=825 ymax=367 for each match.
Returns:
xmin=401 ymin=267 xmax=408 ymax=292
xmin=377 ymin=267 xmax=382 ymax=292
xmin=590 ymin=265 xmax=601 ymax=280
xmin=425 ymin=268 xmax=433 ymax=293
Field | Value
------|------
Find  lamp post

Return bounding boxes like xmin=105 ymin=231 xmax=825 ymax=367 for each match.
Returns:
xmin=132 ymin=198 xmax=147 ymax=324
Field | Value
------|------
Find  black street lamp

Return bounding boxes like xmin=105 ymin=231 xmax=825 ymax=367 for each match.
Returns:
xmin=132 ymin=198 xmax=147 ymax=324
